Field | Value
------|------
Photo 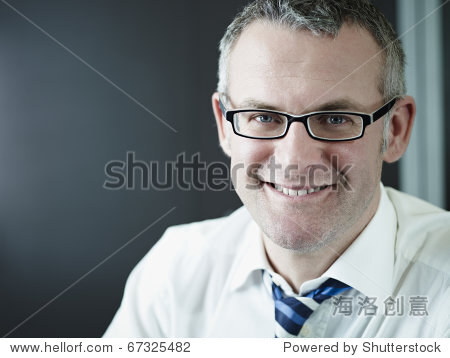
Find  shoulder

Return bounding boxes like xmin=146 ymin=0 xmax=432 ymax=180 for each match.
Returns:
xmin=129 ymin=205 xmax=253 ymax=293
xmin=385 ymin=188 xmax=449 ymax=335
xmin=385 ymin=187 xmax=447 ymax=217
xmin=385 ymin=187 xmax=450 ymax=275
xmin=153 ymin=205 xmax=252 ymax=262
xmin=163 ymin=206 xmax=251 ymax=243
xmin=104 ymin=206 xmax=254 ymax=337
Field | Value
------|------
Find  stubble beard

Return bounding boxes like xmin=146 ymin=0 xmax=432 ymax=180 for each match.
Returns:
xmin=240 ymin=177 xmax=380 ymax=255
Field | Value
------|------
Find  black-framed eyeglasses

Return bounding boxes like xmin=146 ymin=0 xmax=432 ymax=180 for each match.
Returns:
xmin=219 ymin=97 xmax=397 ymax=141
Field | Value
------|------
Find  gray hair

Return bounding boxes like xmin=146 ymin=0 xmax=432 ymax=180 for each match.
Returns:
xmin=217 ymin=0 xmax=406 ymax=151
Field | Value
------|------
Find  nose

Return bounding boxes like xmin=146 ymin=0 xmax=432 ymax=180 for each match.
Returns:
xmin=273 ymin=122 xmax=326 ymax=174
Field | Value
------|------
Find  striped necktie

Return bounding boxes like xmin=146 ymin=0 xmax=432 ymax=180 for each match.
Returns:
xmin=271 ymin=277 xmax=351 ymax=337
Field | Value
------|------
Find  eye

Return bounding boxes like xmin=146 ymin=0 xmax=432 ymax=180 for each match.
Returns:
xmin=255 ymin=114 xmax=275 ymax=123
xmin=326 ymin=115 xmax=347 ymax=125
xmin=250 ymin=113 xmax=283 ymax=124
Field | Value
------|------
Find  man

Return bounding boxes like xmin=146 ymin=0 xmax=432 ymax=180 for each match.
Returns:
xmin=104 ymin=0 xmax=449 ymax=337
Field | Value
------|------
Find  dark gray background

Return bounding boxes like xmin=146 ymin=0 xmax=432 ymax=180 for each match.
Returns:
xmin=0 ymin=0 xmax=447 ymax=337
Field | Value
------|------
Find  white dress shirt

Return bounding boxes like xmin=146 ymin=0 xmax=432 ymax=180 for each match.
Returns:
xmin=104 ymin=184 xmax=450 ymax=337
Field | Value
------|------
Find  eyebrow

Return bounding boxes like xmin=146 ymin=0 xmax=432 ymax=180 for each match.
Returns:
xmin=236 ymin=98 xmax=368 ymax=113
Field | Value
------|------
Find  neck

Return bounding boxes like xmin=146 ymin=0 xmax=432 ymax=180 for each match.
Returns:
xmin=263 ymin=187 xmax=381 ymax=294
xmin=263 ymin=234 xmax=348 ymax=293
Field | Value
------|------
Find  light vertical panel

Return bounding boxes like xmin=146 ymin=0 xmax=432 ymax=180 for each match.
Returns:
xmin=423 ymin=0 xmax=445 ymax=207
xmin=397 ymin=0 xmax=445 ymax=208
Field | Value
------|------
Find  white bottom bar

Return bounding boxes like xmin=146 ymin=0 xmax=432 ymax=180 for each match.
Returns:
xmin=1 ymin=338 xmax=448 ymax=358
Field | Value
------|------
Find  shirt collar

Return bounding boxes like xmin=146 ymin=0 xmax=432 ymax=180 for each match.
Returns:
xmin=321 ymin=183 xmax=397 ymax=298
xmin=229 ymin=216 xmax=270 ymax=291
xmin=229 ymin=183 xmax=397 ymax=299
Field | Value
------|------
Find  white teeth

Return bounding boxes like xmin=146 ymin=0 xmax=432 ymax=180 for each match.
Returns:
xmin=272 ymin=184 xmax=328 ymax=197
xmin=298 ymin=189 xmax=307 ymax=196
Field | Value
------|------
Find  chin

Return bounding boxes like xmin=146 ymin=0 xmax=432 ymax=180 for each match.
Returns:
xmin=261 ymin=222 xmax=338 ymax=254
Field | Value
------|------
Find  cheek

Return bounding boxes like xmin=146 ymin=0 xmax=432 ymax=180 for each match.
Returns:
xmin=229 ymin=137 xmax=274 ymax=165
xmin=336 ymin=140 xmax=383 ymax=185
xmin=229 ymin=138 xmax=273 ymax=192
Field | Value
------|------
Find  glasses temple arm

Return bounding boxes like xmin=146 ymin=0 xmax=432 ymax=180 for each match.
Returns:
xmin=371 ymin=98 xmax=397 ymax=123
xmin=218 ymin=97 xmax=227 ymax=117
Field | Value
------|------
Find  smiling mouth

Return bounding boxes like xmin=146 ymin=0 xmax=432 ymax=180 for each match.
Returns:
xmin=267 ymin=182 xmax=330 ymax=197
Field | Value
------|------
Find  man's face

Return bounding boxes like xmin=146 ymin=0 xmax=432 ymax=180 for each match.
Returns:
xmin=221 ymin=22 xmax=389 ymax=253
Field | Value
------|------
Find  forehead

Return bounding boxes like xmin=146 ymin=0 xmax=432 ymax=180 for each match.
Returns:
xmin=227 ymin=21 xmax=384 ymax=111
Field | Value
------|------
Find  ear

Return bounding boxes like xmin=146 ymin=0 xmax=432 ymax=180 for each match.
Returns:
xmin=212 ymin=92 xmax=232 ymax=157
xmin=383 ymin=96 xmax=416 ymax=163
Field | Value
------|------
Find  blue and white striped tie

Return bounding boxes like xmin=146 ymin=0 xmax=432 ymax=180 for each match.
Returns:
xmin=272 ymin=277 xmax=351 ymax=337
